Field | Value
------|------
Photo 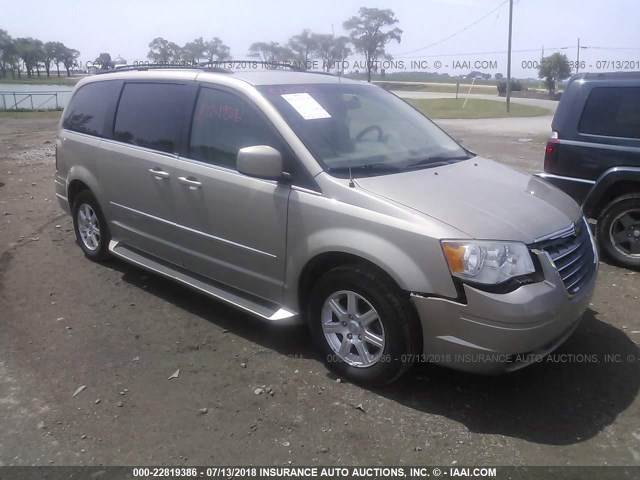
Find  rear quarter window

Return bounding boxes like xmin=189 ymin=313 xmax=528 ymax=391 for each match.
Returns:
xmin=62 ymin=80 xmax=121 ymax=137
xmin=578 ymin=87 xmax=640 ymax=139
xmin=114 ymin=82 xmax=189 ymax=154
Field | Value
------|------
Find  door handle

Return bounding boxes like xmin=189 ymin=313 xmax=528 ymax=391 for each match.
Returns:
xmin=149 ymin=168 xmax=170 ymax=179
xmin=177 ymin=176 xmax=202 ymax=190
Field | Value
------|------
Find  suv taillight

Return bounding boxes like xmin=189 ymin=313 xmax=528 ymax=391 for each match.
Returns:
xmin=543 ymin=131 xmax=559 ymax=172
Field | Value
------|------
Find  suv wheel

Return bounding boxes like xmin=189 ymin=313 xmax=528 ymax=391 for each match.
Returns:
xmin=597 ymin=194 xmax=640 ymax=269
xmin=308 ymin=264 xmax=420 ymax=386
xmin=72 ymin=190 xmax=111 ymax=261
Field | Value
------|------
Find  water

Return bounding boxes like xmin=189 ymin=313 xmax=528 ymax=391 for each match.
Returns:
xmin=0 ymin=83 xmax=75 ymax=110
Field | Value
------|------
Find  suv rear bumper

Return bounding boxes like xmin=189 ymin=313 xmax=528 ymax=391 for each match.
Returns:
xmin=411 ymin=248 xmax=597 ymax=374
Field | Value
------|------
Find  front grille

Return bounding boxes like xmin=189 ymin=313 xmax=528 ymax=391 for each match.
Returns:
xmin=534 ymin=221 xmax=596 ymax=295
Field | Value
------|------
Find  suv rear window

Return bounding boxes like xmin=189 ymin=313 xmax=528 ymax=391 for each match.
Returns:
xmin=578 ymin=87 xmax=640 ymax=139
xmin=63 ymin=81 xmax=120 ymax=137
xmin=114 ymin=83 xmax=188 ymax=154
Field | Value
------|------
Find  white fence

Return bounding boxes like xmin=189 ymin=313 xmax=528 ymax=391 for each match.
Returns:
xmin=0 ymin=90 xmax=73 ymax=110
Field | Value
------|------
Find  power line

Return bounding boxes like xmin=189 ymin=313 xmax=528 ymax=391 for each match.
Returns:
xmin=582 ymin=46 xmax=640 ymax=50
xmin=392 ymin=0 xmax=510 ymax=57
xmin=395 ymin=46 xmax=573 ymax=59
xmin=387 ymin=45 xmax=639 ymax=60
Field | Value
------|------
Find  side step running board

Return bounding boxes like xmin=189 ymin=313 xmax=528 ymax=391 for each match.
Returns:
xmin=108 ymin=241 xmax=298 ymax=323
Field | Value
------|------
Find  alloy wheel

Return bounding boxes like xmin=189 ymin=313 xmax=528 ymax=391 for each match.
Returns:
xmin=609 ymin=209 xmax=640 ymax=257
xmin=321 ymin=290 xmax=385 ymax=367
xmin=77 ymin=203 xmax=101 ymax=251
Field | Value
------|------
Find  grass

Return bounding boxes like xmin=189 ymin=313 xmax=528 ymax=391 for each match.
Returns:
xmin=0 ymin=109 xmax=62 ymax=119
xmin=352 ymin=73 xmax=499 ymax=85
xmin=376 ymin=82 xmax=496 ymax=94
xmin=0 ymin=76 xmax=78 ymax=85
xmin=406 ymin=98 xmax=550 ymax=119
xmin=0 ymin=98 xmax=548 ymax=122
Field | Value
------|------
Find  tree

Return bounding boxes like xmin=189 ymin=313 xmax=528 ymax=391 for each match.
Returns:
xmin=203 ymin=37 xmax=231 ymax=64
xmin=538 ymin=52 xmax=572 ymax=94
xmin=58 ymin=46 xmax=80 ymax=76
xmin=343 ymin=7 xmax=402 ymax=82
xmin=248 ymin=42 xmax=294 ymax=65
xmin=44 ymin=41 xmax=64 ymax=77
xmin=94 ymin=52 xmax=114 ymax=70
xmin=313 ymin=33 xmax=351 ymax=72
xmin=33 ymin=39 xmax=44 ymax=77
xmin=182 ymin=37 xmax=205 ymax=64
xmin=0 ymin=30 xmax=17 ymax=79
xmin=15 ymin=37 xmax=44 ymax=78
xmin=147 ymin=37 xmax=181 ymax=64
xmin=288 ymin=29 xmax=317 ymax=69
xmin=53 ymin=42 xmax=69 ymax=77
xmin=495 ymin=73 xmax=504 ymax=80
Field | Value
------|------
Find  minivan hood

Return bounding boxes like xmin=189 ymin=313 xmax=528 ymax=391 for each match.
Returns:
xmin=354 ymin=157 xmax=582 ymax=243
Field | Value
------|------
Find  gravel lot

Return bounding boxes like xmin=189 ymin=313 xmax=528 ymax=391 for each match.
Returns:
xmin=0 ymin=116 xmax=639 ymax=467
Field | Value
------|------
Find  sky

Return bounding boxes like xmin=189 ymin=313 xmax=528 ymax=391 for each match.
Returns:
xmin=2 ymin=0 xmax=639 ymax=78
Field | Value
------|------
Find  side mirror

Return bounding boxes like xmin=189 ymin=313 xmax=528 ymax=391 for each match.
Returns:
xmin=237 ymin=145 xmax=284 ymax=180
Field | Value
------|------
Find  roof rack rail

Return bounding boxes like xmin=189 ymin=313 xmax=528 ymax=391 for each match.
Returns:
xmin=94 ymin=60 xmax=338 ymax=76
xmin=95 ymin=63 xmax=231 ymax=75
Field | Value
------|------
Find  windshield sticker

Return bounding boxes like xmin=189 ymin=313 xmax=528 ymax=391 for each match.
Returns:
xmin=281 ymin=93 xmax=331 ymax=120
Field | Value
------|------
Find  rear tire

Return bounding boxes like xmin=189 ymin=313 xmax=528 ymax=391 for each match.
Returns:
xmin=72 ymin=190 xmax=111 ymax=262
xmin=597 ymin=194 xmax=640 ymax=270
xmin=307 ymin=264 xmax=420 ymax=386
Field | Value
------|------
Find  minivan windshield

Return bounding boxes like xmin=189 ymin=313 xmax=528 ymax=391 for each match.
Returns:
xmin=258 ymin=83 xmax=471 ymax=177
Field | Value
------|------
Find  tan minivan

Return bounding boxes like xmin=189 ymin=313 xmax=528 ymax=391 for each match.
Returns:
xmin=55 ymin=65 xmax=598 ymax=385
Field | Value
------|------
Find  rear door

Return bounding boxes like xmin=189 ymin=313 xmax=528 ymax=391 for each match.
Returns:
xmin=170 ymin=86 xmax=291 ymax=303
xmin=58 ymin=80 xmax=122 ymax=207
xmin=99 ymin=81 xmax=194 ymax=265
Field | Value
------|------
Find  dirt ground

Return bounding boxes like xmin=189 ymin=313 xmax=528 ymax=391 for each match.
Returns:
xmin=0 ymin=116 xmax=639 ymax=467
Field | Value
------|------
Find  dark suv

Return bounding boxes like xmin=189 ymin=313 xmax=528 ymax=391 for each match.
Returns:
xmin=536 ymin=71 xmax=640 ymax=269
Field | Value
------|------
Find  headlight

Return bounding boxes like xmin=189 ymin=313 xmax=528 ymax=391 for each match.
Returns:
xmin=441 ymin=240 xmax=535 ymax=285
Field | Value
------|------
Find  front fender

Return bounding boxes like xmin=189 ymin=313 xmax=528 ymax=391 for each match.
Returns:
xmin=283 ymin=190 xmax=461 ymax=310
xmin=583 ymin=166 xmax=640 ymax=217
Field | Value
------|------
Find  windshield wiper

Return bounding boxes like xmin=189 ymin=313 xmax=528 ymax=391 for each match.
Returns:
xmin=326 ymin=163 xmax=404 ymax=176
xmin=403 ymin=155 xmax=469 ymax=171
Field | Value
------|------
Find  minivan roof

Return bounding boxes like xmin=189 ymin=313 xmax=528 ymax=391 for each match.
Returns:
xmin=206 ymin=69 xmax=365 ymax=86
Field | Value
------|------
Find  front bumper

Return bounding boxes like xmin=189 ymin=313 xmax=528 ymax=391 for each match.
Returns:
xmin=411 ymin=248 xmax=597 ymax=374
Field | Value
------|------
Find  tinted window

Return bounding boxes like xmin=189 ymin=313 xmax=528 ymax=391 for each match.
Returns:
xmin=189 ymin=88 xmax=282 ymax=169
xmin=579 ymin=87 xmax=640 ymax=139
xmin=63 ymin=81 xmax=120 ymax=137
xmin=114 ymin=83 xmax=188 ymax=153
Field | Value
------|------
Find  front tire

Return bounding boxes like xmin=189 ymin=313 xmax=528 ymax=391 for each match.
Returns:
xmin=597 ymin=194 xmax=640 ymax=270
xmin=308 ymin=264 xmax=420 ymax=386
xmin=72 ymin=190 xmax=111 ymax=262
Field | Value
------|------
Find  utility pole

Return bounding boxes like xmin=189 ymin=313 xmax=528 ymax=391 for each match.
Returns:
xmin=576 ymin=37 xmax=581 ymax=73
xmin=506 ymin=0 xmax=514 ymax=113
xmin=539 ymin=45 xmax=544 ymax=89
